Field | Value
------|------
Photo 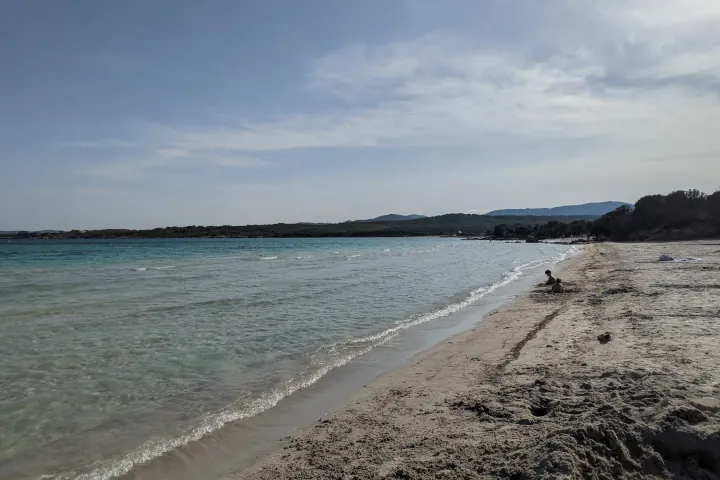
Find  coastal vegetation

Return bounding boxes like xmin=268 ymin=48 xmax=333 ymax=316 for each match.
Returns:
xmin=488 ymin=189 xmax=720 ymax=241
xmin=591 ymin=189 xmax=720 ymax=241
xmin=7 ymin=214 xmax=595 ymax=239
xmin=6 ymin=189 xmax=719 ymax=240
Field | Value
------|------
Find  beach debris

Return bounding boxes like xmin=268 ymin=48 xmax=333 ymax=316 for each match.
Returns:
xmin=597 ymin=332 xmax=612 ymax=344
xmin=604 ymin=286 xmax=635 ymax=295
xmin=659 ymin=254 xmax=702 ymax=262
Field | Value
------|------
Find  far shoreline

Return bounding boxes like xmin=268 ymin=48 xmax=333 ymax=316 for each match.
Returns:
xmin=2 ymin=234 xmax=595 ymax=243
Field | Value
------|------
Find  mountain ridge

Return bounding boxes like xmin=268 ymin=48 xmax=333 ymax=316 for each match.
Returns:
xmin=358 ymin=214 xmax=427 ymax=222
xmin=487 ymin=201 xmax=632 ymax=217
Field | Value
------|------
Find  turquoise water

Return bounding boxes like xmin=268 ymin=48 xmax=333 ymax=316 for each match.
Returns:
xmin=0 ymin=238 xmax=573 ymax=479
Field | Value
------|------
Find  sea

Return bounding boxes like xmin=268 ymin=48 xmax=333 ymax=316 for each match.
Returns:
xmin=0 ymin=238 xmax=578 ymax=480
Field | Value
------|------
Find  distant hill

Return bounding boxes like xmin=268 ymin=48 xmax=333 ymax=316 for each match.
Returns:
xmin=0 ymin=230 xmax=61 ymax=235
xmin=358 ymin=214 xmax=427 ymax=222
xmin=13 ymin=214 xmax=597 ymax=239
xmin=487 ymin=202 xmax=632 ymax=217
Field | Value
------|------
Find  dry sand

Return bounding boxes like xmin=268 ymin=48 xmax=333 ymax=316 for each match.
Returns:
xmin=234 ymin=242 xmax=720 ymax=480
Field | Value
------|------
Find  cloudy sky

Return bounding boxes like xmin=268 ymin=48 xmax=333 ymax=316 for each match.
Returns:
xmin=2 ymin=0 xmax=720 ymax=229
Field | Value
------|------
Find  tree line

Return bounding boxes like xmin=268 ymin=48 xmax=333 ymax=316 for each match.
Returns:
xmin=8 ymin=189 xmax=719 ymax=241
xmin=592 ymin=189 xmax=720 ymax=240
xmin=490 ymin=219 xmax=593 ymax=240
xmin=8 ymin=214 xmax=596 ymax=239
xmin=488 ymin=189 xmax=720 ymax=241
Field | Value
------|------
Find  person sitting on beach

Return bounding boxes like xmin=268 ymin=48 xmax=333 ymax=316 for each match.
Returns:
xmin=551 ymin=278 xmax=564 ymax=293
xmin=545 ymin=270 xmax=556 ymax=285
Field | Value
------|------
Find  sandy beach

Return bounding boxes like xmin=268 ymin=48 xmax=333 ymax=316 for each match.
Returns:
xmin=235 ymin=242 xmax=720 ymax=480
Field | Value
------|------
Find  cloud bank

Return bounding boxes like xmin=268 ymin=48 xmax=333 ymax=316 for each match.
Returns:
xmin=16 ymin=0 xmax=720 ymax=228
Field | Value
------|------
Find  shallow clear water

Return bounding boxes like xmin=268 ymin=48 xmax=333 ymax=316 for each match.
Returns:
xmin=0 ymin=238 xmax=572 ymax=479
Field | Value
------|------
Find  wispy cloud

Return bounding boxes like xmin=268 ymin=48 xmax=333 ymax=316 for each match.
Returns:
xmin=213 ymin=156 xmax=269 ymax=168
xmin=59 ymin=139 xmax=136 ymax=149
xmin=65 ymin=0 xmax=720 ymax=176
xmin=83 ymin=150 xmax=270 ymax=180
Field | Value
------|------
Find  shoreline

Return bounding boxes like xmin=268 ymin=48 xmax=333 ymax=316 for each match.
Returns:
xmin=229 ymin=246 xmax=588 ymax=479
xmin=113 ymin=245 xmax=578 ymax=480
xmin=235 ymin=241 xmax=720 ymax=479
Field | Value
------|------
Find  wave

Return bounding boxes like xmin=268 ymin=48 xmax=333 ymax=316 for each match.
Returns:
xmin=64 ymin=336 xmax=394 ymax=480
xmin=333 ymin=258 xmax=547 ymax=349
xmin=133 ymin=265 xmax=176 ymax=272
xmin=260 ymin=256 xmax=278 ymax=260
xmin=556 ymin=245 xmax=582 ymax=262
xmin=60 ymin=246 xmax=578 ymax=480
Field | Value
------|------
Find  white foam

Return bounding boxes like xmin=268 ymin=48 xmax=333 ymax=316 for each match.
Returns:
xmin=337 ymin=257 xmax=547 ymax=348
xmin=65 ymin=336 xmax=395 ymax=480
xmin=260 ymin=256 xmax=278 ymax=260
xmin=556 ymin=245 xmax=582 ymax=262
xmin=334 ymin=245 xmax=579 ymax=351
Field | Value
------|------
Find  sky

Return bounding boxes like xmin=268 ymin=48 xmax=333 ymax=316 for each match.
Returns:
xmin=2 ymin=0 xmax=720 ymax=230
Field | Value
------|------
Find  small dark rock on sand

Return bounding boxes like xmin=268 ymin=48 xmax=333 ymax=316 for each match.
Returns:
xmin=597 ymin=332 xmax=612 ymax=344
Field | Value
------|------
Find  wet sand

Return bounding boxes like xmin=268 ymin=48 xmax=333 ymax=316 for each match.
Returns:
xmin=234 ymin=242 xmax=720 ymax=480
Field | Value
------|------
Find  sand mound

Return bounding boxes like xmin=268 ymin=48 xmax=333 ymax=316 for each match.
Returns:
xmin=452 ymin=368 xmax=720 ymax=480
